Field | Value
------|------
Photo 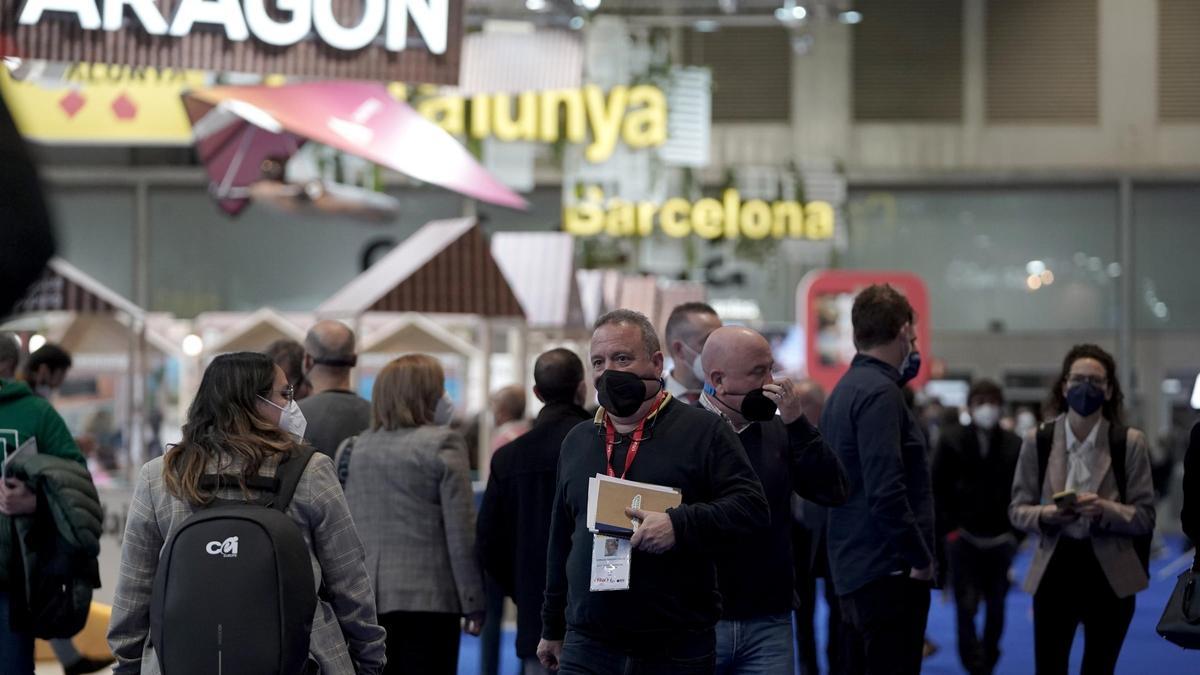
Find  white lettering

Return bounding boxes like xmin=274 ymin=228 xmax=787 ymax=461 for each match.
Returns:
xmin=206 ymin=536 xmax=239 ymax=557
xmin=243 ymin=0 xmax=310 ymax=47
xmin=18 ymin=0 xmax=102 ymax=30
xmin=169 ymin=0 xmax=250 ymax=42
xmin=206 ymin=541 xmax=223 ymax=555
xmin=387 ymin=0 xmax=447 ymax=54
xmin=313 ymin=0 xmax=385 ymax=52
xmin=103 ymin=0 xmax=168 ymax=34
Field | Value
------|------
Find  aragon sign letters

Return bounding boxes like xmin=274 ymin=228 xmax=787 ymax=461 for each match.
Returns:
xmin=0 ymin=0 xmax=462 ymax=82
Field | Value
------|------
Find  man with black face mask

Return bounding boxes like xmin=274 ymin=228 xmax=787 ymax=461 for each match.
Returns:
xmin=698 ymin=327 xmax=848 ymax=675
xmin=538 ymin=310 xmax=768 ymax=675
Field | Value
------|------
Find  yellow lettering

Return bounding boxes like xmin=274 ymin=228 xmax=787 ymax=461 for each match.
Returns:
xmin=723 ymin=189 xmax=741 ymax=239
xmin=606 ymin=200 xmax=636 ymax=237
xmin=564 ymin=203 xmax=605 ymax=236
xmin=636 ymin=202 xmax=657 ymax=237
xmin=65 ymin=63 xmax=85 ymax=82
xmin=660 ymin=199 xmax=692 ymax=238
xmin=691 ymin=199 xmax=724 ymax=239
xmin=806 ymin=201 xmax=835 ymax=240
xmin=539 ymin=89 xmax=586 ymax=144
xmin=418 ymin=95 xmax=465 ymax=137
xmin=387 ymin=82 xmax=408 ymax=101
xmin=470 ymin=94 xmax=491 ymax=139
xmin=493 ymin=92 xmax=538 ymax=142
xmin=622 ymin=85 xmax=668 ymax=149
xmin=584 ymin=85 xmax=628 ymax=163
xmin=772 ymin=201 xmax=804 ymax=238
xmin=740 ymin=200 xmax=772 ymax=240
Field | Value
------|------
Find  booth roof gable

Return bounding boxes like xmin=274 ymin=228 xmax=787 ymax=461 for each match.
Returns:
xmin=204 ymin=307 xmax=306 ymax=355
xmin=491 ymin=231 xmax=579 ymax=328
xmin=318 ymin=218 xmax=525 ymax=318
xmin=9 ymin=258 xmax=144 ymax=319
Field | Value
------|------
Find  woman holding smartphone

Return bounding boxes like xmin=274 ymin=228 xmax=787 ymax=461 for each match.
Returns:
xmin=1009 ymin=344 xmax=1155 ymax=675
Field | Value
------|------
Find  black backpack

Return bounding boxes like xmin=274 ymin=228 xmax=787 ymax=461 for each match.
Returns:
xmin=1036 ymin=421 xmax=1151 ymax=573
xmin=150 ymin=448 xmax=318 ymax=675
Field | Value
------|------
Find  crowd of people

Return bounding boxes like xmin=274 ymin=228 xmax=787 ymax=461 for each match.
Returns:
xmin=0 ymin=284 xmax=1195 ymax=675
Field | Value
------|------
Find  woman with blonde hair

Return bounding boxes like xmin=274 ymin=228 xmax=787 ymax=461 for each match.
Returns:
xmin=107 ymin=351 xmax=386 ymax=674
xmin=339 ymin=353 xmax=485 ymax=675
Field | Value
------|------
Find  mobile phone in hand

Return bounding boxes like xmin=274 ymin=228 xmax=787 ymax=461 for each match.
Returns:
xmin=1053 ymin=489 xmax=1078 ymax=511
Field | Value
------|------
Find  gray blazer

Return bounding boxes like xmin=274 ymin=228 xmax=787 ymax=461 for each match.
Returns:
xmin=107 ymin=453 xmax=387 ymax=675
xmin=1009 ymin=416 xmax=1155 ymax=599
xmin=340 ymin=425 xmax=485 ymax=616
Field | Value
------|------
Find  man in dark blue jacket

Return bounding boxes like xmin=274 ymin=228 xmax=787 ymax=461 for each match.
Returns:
xmin=477 ymin=349 xmax=591 ymax=674
xmin=821 ymin=284 xmax=935 ymax=675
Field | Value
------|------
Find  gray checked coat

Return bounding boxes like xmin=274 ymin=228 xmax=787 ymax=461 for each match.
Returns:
xmin=107 ymin=452 xmax=387 ymax=675
xmin=338 ymin=425 xmax=485 ymax=617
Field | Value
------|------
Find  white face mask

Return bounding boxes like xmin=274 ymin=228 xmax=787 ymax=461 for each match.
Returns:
xmin=681 ymin=343 xmax=706 ymax=386
xmin=972 ymin=404 xmax=1001 ymax=430
xmin=259 ymin=396 xmax=308 ymax=440
xmin=434 ymin=392 xmax=454 ymax=426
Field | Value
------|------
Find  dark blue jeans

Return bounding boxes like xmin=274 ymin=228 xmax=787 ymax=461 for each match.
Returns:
xmin=0 ymin=591 xmax=35 ymax=675
xmin=558 ymin=628 xmax=716 ymax=675
xmin=715 ymin=611 xmax=794 ymax=675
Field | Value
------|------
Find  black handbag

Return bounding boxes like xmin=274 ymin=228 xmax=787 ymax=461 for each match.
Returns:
xmin=1157 ymin=558 xmax=1200 ymax=649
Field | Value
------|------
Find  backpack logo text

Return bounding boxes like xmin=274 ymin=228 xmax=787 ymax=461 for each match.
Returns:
xmin=205 ymin=537 xmax=239 ymax=558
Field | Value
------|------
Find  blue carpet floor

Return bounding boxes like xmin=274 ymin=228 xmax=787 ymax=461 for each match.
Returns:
xmin=457 ymin=537 xmax=1198 ymax=674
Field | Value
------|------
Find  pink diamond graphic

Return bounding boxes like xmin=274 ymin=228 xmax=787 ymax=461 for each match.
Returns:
xmin=112 ymin=93 xmax=137 ymax=121
xmin=59 ymin=90 xmax=86 ymax=118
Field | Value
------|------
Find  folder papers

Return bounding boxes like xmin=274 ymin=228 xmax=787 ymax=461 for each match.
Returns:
xmin=586 ymin=474 xmax=682 ymax=538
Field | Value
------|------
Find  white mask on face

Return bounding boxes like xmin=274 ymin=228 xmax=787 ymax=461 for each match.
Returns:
xmin=972 ymin=404 xmax=1001 ymax=430
xmin=434 ymin=392 xmax=454 ymax=426
xmin=259 ymin=396 xmax=308 ymax=440
xmin=680 ymin=343 xmax=706 ymax=385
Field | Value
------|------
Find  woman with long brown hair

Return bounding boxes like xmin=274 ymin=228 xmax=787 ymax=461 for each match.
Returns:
xmin=107 ymin=352 xmax=386 ymax=674
xmin=338 ymin=354 xmax=485 ymax=675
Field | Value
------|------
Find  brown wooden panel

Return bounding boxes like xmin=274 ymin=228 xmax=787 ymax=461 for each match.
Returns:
xmin=686 ymin=27 xmax=791 ymax=122
xmin=986 ymin=0 xmax=1098 ymax=122
xmin=0 ymin=0 xmax=463 ymax=84
xmin=12 ymin=269 xmax=116 ymax=314
xmin=1160 ymin=0 xmax=1200 ymax=120
xmin=853 ymin=0 xmax=964 ymax=122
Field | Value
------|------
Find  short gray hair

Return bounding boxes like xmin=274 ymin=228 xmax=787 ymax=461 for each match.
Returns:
xmin=593 ymin=309 xmax=661 ymax=358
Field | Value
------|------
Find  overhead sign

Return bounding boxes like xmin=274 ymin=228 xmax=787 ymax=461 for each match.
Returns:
xmin=0 ymin=63 xmax=205 ymax=144
xmin=564 ymin=188 xmax=835 ymax=241
xmin=0 ymin=0 xmax=462 ymax=83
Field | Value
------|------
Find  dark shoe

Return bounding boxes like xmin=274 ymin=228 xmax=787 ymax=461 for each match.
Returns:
xmin=64 ymin=656 xmax=117 ymax=675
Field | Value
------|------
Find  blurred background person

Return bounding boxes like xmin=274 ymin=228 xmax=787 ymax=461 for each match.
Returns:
xmin=264 ymin=338 xmax=313 ymax=401
xmin=663 ymin=302 xmax=722 ymax=404
xmin=339 ymin=354 xmax=485 ymax=675
xmin=489 ymin=384 xmax=531 ymax=453
xmin=299 ymin=320 xmax=369 ymax=459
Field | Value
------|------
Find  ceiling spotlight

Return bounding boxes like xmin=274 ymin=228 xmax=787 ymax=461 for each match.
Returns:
xmin=28 ymin=334 xmax=46 ymax=353
xmin=182 ymin=334 xmax=204 ymax=357
xmin=694 ymin=19 xmax=720 ymax=33
xmin=1026 ymin=275 xmax=1043 ymax=291
xmin=790 ymin=33 xmax=814 ymax=55
xmin=838 ymin=10 xmax=863 ymax=24
xmin=568 ymin=16 xmax=585 ymax=29
xmin=577 ymin=0 xmax=601 ymax=11
xmin=526 ymin=0 xmax=546 ymax=10
xmin=775 ymin=1 xmax=807 ymax=23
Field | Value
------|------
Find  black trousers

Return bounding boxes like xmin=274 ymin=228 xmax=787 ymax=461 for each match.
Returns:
xmin=1033 ymin=538 xmax=1136 ymax=675
xmin=795 ymin=526 xmax=857 ymax=675
xmin=839 ymin=575 xmax=931 ymax=675
xmin=558 ymin=628 xmax=716 ymax=675
xmin=379 ymin=610 xmax=461 ymax=675
xmin=948 ymin=537 xmax=1015 ymax=675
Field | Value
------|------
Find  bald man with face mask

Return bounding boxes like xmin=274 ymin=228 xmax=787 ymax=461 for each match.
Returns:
xmin=699 ymin=327 xmax=849 ymax=675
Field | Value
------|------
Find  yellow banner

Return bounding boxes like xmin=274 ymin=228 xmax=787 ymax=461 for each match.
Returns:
xmin=0 ymin=63 xmax=207 ymax=144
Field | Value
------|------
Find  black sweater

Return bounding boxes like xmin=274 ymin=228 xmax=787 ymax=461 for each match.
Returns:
xmin=477 ymin=402 xmax=590 ymax=658
xmin=541 ymin=398 xmax=769 ymax=646
xmin=931 ymin=423 xmax=1022 ymax=539
xmin=715 ymin=415 xmax=849 ymax=619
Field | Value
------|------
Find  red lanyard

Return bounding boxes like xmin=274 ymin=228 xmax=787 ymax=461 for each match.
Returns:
xmin=603 ymin=392 xmax=665 ymax=479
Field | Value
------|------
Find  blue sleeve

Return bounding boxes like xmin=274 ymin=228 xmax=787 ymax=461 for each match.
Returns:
xmin=855 ymin=389 xmax=932 ymax=570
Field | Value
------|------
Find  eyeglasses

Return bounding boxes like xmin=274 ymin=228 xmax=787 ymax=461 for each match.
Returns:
xmin=1067 ymin=374 xmax=1107 ymax=387
xmin=278 ymin=384 xmax=296 ymax=402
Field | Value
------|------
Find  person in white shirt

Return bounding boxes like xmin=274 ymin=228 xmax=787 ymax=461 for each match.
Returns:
xmin=663 ymin=303 xmax=721 ymax=404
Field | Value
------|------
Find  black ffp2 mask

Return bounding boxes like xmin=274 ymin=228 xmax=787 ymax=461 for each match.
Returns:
xmin=705 ymin=384 xmax=778 ymax=422
xmin=597 ymin=370 xmax=661 ymax=417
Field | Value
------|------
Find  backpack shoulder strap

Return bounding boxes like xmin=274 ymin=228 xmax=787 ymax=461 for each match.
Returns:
xmin=1036 ymin=421 xmax=1055 ymax=491
xmin=1108 ymin=423 xmax=1130 ymax=502
xmin=272 ymin=446 xmax=317 ymax=512
xmin=335 ymin=436 xmax=356 ymax=487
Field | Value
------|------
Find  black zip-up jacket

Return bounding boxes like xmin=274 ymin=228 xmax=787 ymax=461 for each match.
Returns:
xmin=821 ymin=354 xmax=936 ymax=596
xmin=477 ymin=401 xmax=590 ymax=659
xmin=712 ymin=414 xmax=849 ymax=619
xmin=931 ymin=423 xmax=1022 ymax=540
xmin=541 ymin=397 xmax=768 ymax=647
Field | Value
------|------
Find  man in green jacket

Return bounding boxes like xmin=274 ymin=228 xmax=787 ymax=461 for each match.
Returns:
xmin=0 ymin=333 xmax=88 ymax=674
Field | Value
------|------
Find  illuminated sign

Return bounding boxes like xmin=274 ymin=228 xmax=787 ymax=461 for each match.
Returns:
xmin=0 ymin=0 xmax=462 ymax=82
xmin=564 ymin=188 xmax=835 ymax=240
xmin=400 ymin=84 xmax=667 ymax=164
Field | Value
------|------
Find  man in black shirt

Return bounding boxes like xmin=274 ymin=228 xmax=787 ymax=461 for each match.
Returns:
xmin=478 ymin=349 xmax=591 ymax=674
xmin=698 ymin=327 xmax=848 ymax=674
xmin=538 ymin=310 xmax=768 ymax=675
xmin=821 ymin=284 xmax=935 ymax=675
xmin=932 ymin=379 xmax=1021 ymax=675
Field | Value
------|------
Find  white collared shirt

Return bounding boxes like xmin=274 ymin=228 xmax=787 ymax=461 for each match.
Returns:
xmin=666 ymin=373 xmax=700 ymax=404
xmin=699 ymin=391 xmax=751 ymax=434
xmin=1063 ymin=419 xmax=1103 ymax=539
